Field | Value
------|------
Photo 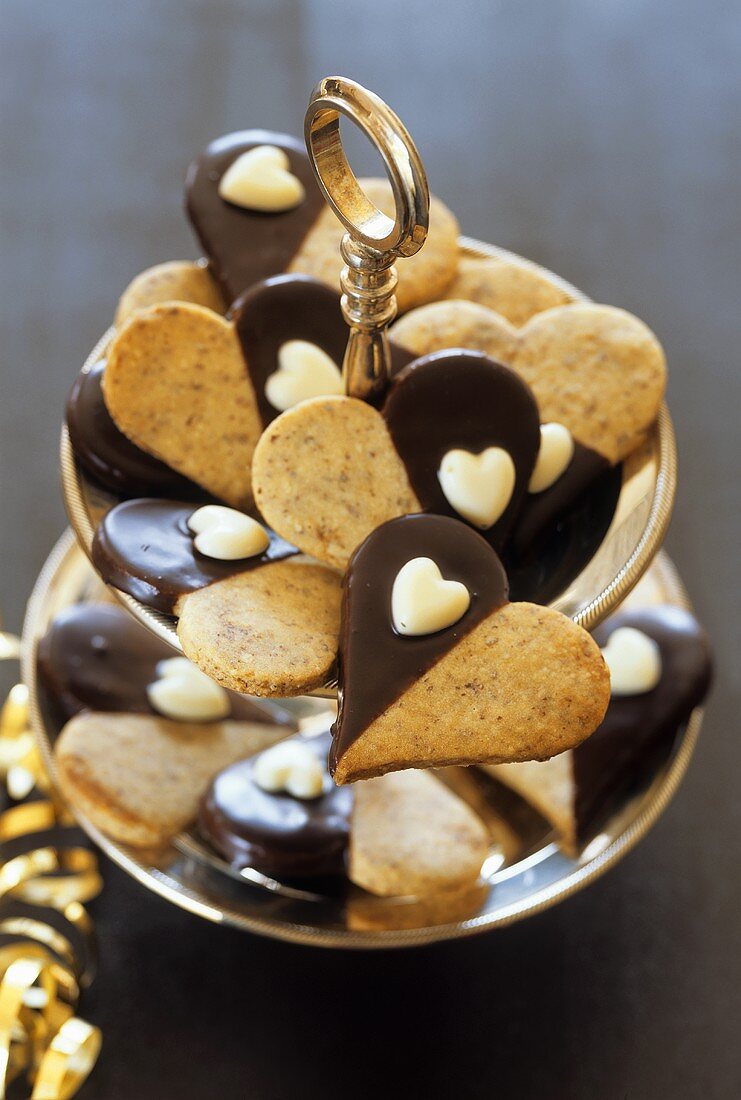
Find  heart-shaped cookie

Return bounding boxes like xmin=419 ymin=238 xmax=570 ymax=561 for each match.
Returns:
xmin=485 ymin=604 xmax=712 ymax=852
xmin=92 ymin=499 xmax=342 ymax=696
xmin=54 ymin=711 xmax=287 ymax=849
xmin=199 ymin=727 xmax=488 ymax=895
xmin=330 ymin=514 xmax=610 ymax=784
xmin=67 ymin=359 xmax=197 ymax=498
xmin=115 ymin=260 xmax=225 ymax=327
xmin=186 ymin=133 xmax=460 ymax=313
xmin=252 ymin=350 xmax=541 ymax=569
xmin=103 ymin=275 xmax=349 ymax=507
xmin=392 ymin=299 xmax=666 ymax=465
xmin=392 ymin=298 xmax=666 ymax=557
xmin=186 ymin=128 xmax=460 ymax=312
xmin=36 ymin=602 xmax=289 ymax=726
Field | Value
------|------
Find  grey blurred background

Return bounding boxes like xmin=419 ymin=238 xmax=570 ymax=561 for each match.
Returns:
xmin=1 ymin=2 xmax=739 ymax=1097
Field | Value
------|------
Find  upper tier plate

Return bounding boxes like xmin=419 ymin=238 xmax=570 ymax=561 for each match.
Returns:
xmin=60 ymin=239 xmax=677 ymax=672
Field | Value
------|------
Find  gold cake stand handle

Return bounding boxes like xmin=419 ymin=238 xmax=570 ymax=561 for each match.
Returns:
xmin=304 ymin=76 xmax=430 ymax=401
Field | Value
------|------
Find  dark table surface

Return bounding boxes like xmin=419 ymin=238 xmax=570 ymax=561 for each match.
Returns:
xmin=1 ymin=1 xmax=739 ymax=1097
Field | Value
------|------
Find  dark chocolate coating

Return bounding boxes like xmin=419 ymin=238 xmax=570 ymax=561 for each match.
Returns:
xmin=510 ymin=442 xmax=610 ymax=555
xmin=331 ymin=514 xmax=509 ymax=775
xmin=92 ymin=499 xmax=298 ymax=614
xmin=232 ymin=275 xmax=349 ymax=426
xmin=199 ymin=731 xmax=353 ymax=878
xmin=231 ymin=274 xmax=416 ymax=426
xmin=574 ymin=605 xmax=713 ymax=837
xmin=66 ymin=360 xmax=195 ymax=497
xmin=382 ymin=350 xmax=541 ymax=552
xmin=36 ymin=603 xmax=286 ymax=726
xmin=505 ymin=459 xmax=622 ymax=605
xmin=185 ymin=131 xmax=325 ymax=307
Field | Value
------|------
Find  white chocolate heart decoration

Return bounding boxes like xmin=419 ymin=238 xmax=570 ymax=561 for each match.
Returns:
xmin=528 ymin=422 xmax=575 ymax=493
xmin=218 ymin=145 xmax=305 ymax=212
xmin=601 ymin=627 xmax=662 ymax=695
xmin=147 ymin=657 xmax=231 ymax=722
xmin=391 ymin=557 xmax=471 ymax=637
xmin=437 ymin=447 xmax=516 ymax=529
xmin=253 ymin=741 xmax=325 ymax=799
xmin=264 ymin=341 xmax=343 ymax=412
xmin=188 ymin=505 xmax=270 ymax=561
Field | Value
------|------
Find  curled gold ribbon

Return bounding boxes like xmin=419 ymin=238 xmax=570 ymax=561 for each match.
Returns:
xmin=0 ymin=803 xmax=57 ymax=842
xmin=0 ymin=954 xmax=97 ymax=1099
xmin=32 ymin=1018 xmax=101 ymax=1100
xmin=0 ymin=667 xmax=103 ymax=1097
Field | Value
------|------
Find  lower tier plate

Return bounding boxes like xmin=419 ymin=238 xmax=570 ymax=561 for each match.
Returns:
xmin=22 ymin=529 xmax=703 ymax=949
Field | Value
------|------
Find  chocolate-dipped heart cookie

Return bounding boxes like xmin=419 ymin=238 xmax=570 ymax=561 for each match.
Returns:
xmin=67 ymin=360 xmax=200 ymax=498
xmin=252 ymin=349 xmax=541 ymax=570
xmin=92 ymin=499 xmax=342 ymax=696
xmin=36 ymin=602 xmax=291 ymax=727
xmin=185 ymin=129 xmax=460 ymax=312
xmin=484 ymin=604 xmax=712 ymax=852
xmin=391 ymin=299 xmax=667 ymax=552
xmin=115 ymin=260 xmax=225 ymax=328
xmin=330 ymin=513 xmax=610 ymax=784
xmin=54 ymin=711 xmax=287 ymax=849
xmin=40 ymin=602 xmax=295 ymax=848
xmin=102 ymin=275 xmax=350 ymax=508
xmin=199 ymin=730 xmax=353 ymax=878
xmin=392 ymin=300 xmax=667 ymax=464
xmin=199 ymin=729 xmax=488 ymax=895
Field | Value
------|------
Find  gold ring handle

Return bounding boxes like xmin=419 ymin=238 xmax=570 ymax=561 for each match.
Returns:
xmin=304 ymin=76 xmax=429 ymax=400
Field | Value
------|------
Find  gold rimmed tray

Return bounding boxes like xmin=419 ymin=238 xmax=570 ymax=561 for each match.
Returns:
xmin=22 ymin=529 xmax=702 ymax=949
xmin=60 ymin=239 xmax=677 ymax=667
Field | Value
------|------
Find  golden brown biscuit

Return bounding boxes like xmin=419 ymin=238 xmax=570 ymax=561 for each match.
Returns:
xmin=104 ymin=303 xmax=261 ymax=508
xmin=443 ymin=254 xmax=573 ymax=326
xmin=289 ymin=178 xmax=460 ymax=313
xmin=333 ymin=601 xmax=610 ymax=784
xmin=511 ymin=304 xmax=666 ymax=463
xmin=114 ymin=260 xmax=225 ymax=327
xmin=252 ymin=396 xmax=420 ymax=570
xmin=390 ymin=300 xmax=667 ymax=464
xmin=54 ymin=712 xmax=287 ymax=848
xmin=176 ymin=560 xmax=343 ymax=696
xmin=349 ymin=769 xmax=489 ymax=897
xmin=391 ymin=299 xmax=518 ymax=362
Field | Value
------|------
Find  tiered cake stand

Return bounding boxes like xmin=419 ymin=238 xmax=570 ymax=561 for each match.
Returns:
xmin=21 ymin=80 xmax=700 ymax=947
